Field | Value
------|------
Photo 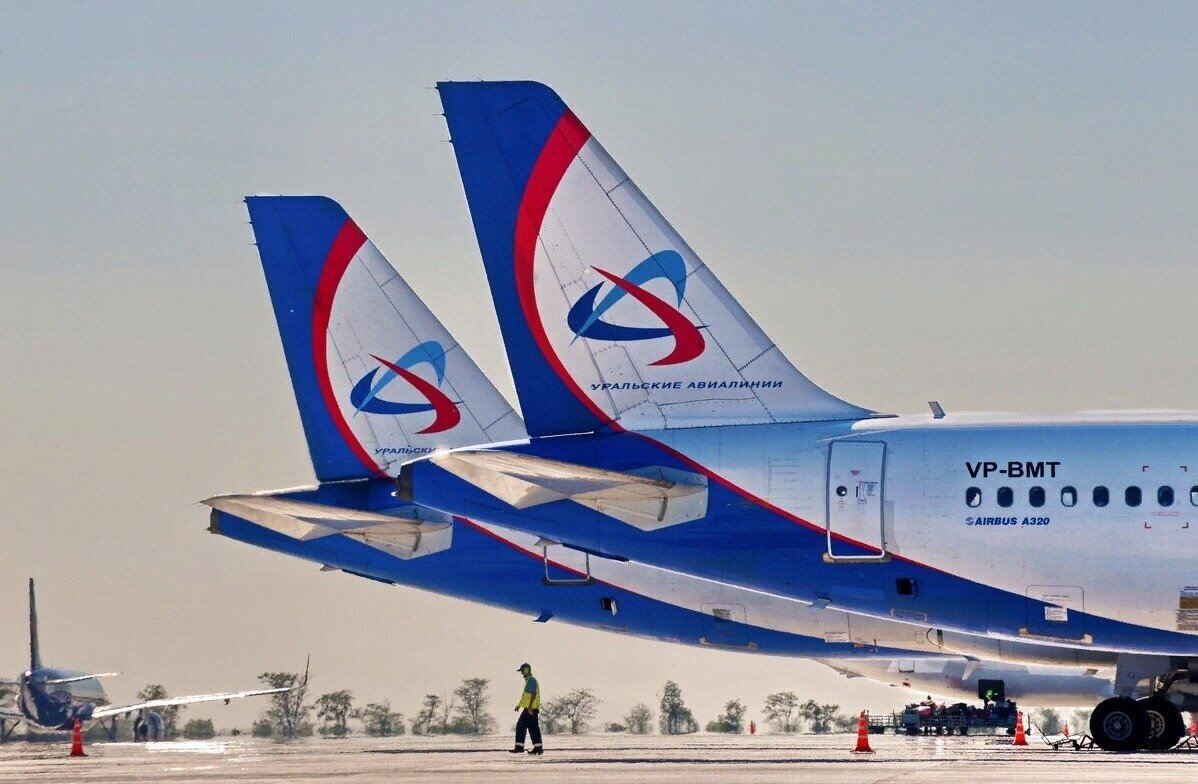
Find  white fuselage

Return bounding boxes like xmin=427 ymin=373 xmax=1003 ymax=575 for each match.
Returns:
xmin=645 ymin=411 xmax=1198 ymax=644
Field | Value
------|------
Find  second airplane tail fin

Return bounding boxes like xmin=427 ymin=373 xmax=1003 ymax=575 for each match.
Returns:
xmin=29 ymin=578 xmax=41 ymax=671
xmin=439 ymin=80 xmax=878 ymax=437
xmin=245 ymin=196 xmax=526 ymax=481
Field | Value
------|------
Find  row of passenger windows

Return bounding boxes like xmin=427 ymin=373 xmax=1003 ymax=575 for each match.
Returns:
xmin=965 ymin=485 xmax=1198 ymax=509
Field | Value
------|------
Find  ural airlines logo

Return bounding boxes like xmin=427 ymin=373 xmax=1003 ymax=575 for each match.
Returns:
xmin=349 ymin=341 xmax=461 ymax=434
xmin=566 ymin=250 xmax=705 ymax=366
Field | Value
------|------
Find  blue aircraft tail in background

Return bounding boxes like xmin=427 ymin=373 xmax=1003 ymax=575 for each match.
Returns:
xmin=245 ymin=195 xmax=525 ymax=482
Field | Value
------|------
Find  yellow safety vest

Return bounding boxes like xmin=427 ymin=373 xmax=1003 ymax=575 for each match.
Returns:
xmin=517 ymin=675 xmax=541 ymax=710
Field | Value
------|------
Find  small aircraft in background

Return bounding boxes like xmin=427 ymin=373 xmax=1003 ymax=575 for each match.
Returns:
xmin=0 ymin=579 xmax=287 ymax=740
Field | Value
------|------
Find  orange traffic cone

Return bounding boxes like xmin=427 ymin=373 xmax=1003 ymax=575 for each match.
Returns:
xmin=1062 ymin=721 xmax=1070 ymax=738
xmin=1189 ymin=713 xmax=1197 ymax=737
xmin=69 ymin=718 xmax=86 ymax=757
xmin=1012 ymin=711 xmax=1027 ymax=746
xmin=852 ymin=710 xmax=874 ymax=754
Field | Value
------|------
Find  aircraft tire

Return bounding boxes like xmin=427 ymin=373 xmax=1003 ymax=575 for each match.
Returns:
xmin=1090 ymin=697 xmax=1148 ymax=752
xmin=1137 ymin=696 xmax=1184 ymax=751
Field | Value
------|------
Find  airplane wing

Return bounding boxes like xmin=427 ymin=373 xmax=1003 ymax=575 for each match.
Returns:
xmin=44 ymin=672 xmax=120 ymax=685
xmin=203 ymin=494 xmax=452 ymax=559
xmin=816 ymin=661 xmax=864 ymax=679
xmin=428 ymin=450 xmax=708 ymax=530
xmin=90 ymin=687 xmax=290 ymax=719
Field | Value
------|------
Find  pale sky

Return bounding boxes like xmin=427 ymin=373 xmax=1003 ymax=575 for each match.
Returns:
xmin=2 ymin=1 xmax=1197 ymax=729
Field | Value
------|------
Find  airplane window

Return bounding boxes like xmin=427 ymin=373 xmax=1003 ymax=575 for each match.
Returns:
xmin=1029 ymin=486 xmax=1045 ymax=507
xmin=1191 ymin=486 xmax=1198 ymax=506
xmin=1061 ymin=486 xmax=1077 ymax=507
xmin=1159 ymin=486 xmax=1175 ymax=507
xmin=1125 ymin=486 xmax=1142 ymax=507
xmin=966 ymin=487 xmax=982 ymax=508
xmin=1093 ymin=486 xmax=1109 ymax=507
xmin=997 ymin=487 xmax=1013 ymax=508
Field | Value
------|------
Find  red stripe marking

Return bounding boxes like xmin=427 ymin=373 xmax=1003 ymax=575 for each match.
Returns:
xmin=312 ymin=220 xmax=387 ymax=477
xmin=513 ymin=110 xmax=617 ymax=429
xmin=369 ymin=354 xmax=462 ymax=435
xmin=592 ymin=267 xmax=705 ymax=366
xmin=456 ymin=517 xmax=598 ymax=582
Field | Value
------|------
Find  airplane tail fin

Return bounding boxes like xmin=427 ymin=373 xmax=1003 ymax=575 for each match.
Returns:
xmin=439 ymin=81 xmax=879 ymax=437
xmin=245 ymin=195 xmax=526 ymax=481
xmin=29 ymin=578 xmax=41 ymax=671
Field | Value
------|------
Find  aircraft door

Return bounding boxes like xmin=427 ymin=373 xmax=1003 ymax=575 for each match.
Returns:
xmin=825 ymin=441 xmax=888 ymax=562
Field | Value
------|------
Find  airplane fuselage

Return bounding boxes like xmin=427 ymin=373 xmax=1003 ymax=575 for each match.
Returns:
xmin=212 ymin=499 xmax=1124 ymax=706
xmin=17 ymin=668 xmax=107 ymax=730
xmin=405 ymin=412 xmax=1198 ymax=656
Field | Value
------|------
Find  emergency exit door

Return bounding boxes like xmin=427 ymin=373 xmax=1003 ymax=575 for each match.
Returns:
xmin=825 ymin=441 xmax=888 ymax=562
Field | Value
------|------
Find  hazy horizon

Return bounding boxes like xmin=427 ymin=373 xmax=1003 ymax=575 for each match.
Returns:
xmin=3 ymin=1 xmax=1198 ymax=730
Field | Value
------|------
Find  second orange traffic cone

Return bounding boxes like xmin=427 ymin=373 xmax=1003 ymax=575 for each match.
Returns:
xmin=1062 ymin=720 xmax=1069 ymax=738
xmin=69 ymin=718 xmax=86 ymax=757
xmin=1012 ymin=711 xmax=1027 ymax=746
xmin=852 ymin=710 xmax=874 ymax=753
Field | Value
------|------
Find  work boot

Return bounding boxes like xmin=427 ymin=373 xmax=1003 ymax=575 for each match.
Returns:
xmin=527 ymin=745 xmax=544 ymax=755
xmin=508 ymin=744 xmax=525 ymax=754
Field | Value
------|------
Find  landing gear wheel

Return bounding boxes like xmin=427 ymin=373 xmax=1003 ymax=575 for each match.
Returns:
xmin=1090 ymin=697 xmax=1148 ymax=752
xmin=1137 ymin=696 xmax=1185 ymax=751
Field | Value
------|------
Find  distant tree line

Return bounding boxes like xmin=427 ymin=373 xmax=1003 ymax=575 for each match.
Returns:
xmin=242 ymin=671 xmax=861 ymax=739
xmin=6 ymin=669 xmax=876 ymax=742
xmin=91 ymin=673 xmax=1095 ymax=742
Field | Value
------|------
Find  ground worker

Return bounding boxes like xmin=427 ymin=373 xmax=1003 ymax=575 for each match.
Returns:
xmin=510 ymin=662 xmax=543 ymax=755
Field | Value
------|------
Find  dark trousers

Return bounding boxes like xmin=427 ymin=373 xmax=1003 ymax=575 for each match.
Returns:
xmin=515 ymin=709 xmax=542 ymax=746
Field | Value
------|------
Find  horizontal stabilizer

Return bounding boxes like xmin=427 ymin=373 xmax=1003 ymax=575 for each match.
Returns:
xmin=91 ymin=686 xmax=291 ymax=719
xmin=429 ymin=450 xmax=707 ymax=530
xmin=203 ymin=494 xmax=452 ymax=560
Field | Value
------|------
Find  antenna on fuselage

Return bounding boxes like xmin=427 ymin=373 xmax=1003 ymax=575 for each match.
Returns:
xmin=928 ymin=401 xmax=946 ymax=420
xmin=29 ymin=578 xmax=41 ymax=671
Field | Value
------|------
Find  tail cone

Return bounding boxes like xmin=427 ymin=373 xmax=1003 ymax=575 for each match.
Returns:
xmin=1012 ymin=711 xmax=1028 ymax=746
xmin=851 ymin=710 xmax=874 ymax=754
xmin=69 ymin=718 xmax=86 ymax=757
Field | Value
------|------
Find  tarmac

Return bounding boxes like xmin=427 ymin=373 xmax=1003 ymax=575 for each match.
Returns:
xmin=3 ymin=732 xmax=1198 ymax=784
